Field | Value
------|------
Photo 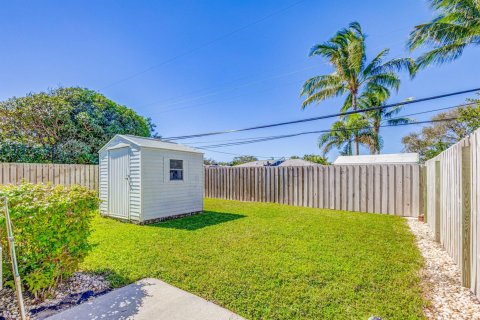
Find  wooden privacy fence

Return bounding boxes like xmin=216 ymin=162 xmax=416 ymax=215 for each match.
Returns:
xmin=0 ymin=163 xmax=99 ymax=190
xmin=205 ymin=164 xmax=423 ymax=217
xmin=425 ymin=128 xmax=480 ymax=298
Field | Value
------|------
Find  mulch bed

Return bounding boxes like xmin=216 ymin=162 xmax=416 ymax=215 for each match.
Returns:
xmin=0 ymin=272 xmax=110 ymax=320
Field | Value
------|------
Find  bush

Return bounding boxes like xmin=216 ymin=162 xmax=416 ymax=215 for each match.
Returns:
xmin=0 ymin=183 xmax=99 ymax=299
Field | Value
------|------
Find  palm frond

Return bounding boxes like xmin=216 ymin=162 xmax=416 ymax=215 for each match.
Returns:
xmin=416 ymin=41 xmax=467 ymax=67
xmin=301 ymin=85 xmax=345 ymax=109
xmin=386 ymin=117 xmax=413 ymax=126
xmin=366 ymin=73 xmax=401 ymax=92
xmin=371 ymin=58 xmax=417 ymax=78
xmin=309 ymin=42 xmax=339 ymax=58
xmin=340 ymin=93 xmax=353 ymax=113
xmin=407 ymin=0 xmax=480 ymax=66
xmin=300 ymin=74 xmax=342 ymax=96
xmin=362 ymin=49 xmax=390 ymax=77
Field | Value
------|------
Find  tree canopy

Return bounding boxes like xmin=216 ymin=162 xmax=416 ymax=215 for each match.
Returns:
xmin=402 ymin=98 xmax=480 ymax=161
xmin=231 ymin=155 xmax=258 ymax=166
xmin=299 ymin=154 xmax=330 ymax=165
xmin=0 ymin=87 xmax=156 ymax=164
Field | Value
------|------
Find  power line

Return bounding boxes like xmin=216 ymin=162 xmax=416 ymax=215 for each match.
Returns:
xmin=380 ymin=101 xmax=475 ymax=123
xmin=197 ymin=147 xmax=278 ymax=159
xmin=100 ymin=0 xmax=305 ymax=90
xmin=164 ymin=87 xmax=480 ymax=140
xmin=187 ymin=101 xmax=475 ymax=145
xmin=197 ymin=118 xmax=459 ymax=149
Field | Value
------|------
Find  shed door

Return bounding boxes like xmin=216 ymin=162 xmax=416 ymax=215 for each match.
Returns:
xmin=108 ymin=147 xmax=130 ymax=219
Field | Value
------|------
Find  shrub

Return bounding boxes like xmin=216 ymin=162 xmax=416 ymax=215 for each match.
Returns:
xmin=0 ymin=183 xmax=99 ymax=299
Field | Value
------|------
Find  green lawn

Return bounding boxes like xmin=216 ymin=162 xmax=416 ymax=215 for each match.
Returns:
xmin=82 ymin=198 xmax=425 ymax=320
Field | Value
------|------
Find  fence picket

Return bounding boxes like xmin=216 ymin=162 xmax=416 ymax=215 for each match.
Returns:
xmin=0 ymin=163 xmax=98 ymax=190
xmin=204 ymin=164 xmax=421 ymax=217
xmin=424 ymin=128 xmax=480 ymax=299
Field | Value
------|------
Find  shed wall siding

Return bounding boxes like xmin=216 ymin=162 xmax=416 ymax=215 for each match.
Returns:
xmin=129 ymin=146 xmax=142 ymax=221
xmin=141 ymin=148 xmax=203 ymax=220
xmin=99 ymin=151 xmax=108 ymax=215
xmin=98 ymin=136 xmax=142 ymax=221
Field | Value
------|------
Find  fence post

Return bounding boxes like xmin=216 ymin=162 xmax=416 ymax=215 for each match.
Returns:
xmin=461 ymin=145 xmax=472 ymax=288
xmin=434 ymin=160 xmax=441 ymax=242
xmin=420 ymin=165 xmax=427 ymax=221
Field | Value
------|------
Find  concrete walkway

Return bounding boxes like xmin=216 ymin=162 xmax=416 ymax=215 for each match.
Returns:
xmin=47 ymin=278 xmax=245 ymax=320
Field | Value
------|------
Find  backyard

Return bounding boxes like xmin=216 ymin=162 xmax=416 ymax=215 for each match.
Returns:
xmin=82 ymin=198 xmax=425 ymax=320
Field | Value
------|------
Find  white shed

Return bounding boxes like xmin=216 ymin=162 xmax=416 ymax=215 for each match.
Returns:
xmin=98 ymin=134 xmax=204 ymax=223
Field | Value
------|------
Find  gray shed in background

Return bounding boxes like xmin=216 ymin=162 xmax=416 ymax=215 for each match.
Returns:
xmin=98 ymin=134 xmax=204 ymax=223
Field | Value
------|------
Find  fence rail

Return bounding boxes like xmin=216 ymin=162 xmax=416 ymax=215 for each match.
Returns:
xmin=205 ymin=164 xmax=423 ymax=217
xmin=0 ymin=163 xmax=98 ymax=190
xmin=425 ymin=128 xmax=480 ymax=299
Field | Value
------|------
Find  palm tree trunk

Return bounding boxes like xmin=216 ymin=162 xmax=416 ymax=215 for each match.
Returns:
xmin=352 ymin=94 xmax=359 ymax=155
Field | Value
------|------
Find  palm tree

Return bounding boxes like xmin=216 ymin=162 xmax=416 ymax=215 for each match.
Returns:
xmin=358 ymin=91 xmax=412 ymax=154
xmin=408 ymin=0 xmax=480 ymax=68
xmin=301 ymin=22 xmax=415 ymax=155
xmin=318 ymin=114 xmax=374 ymax=156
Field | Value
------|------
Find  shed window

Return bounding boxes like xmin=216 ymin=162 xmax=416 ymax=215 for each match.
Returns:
xmin=169 ymin=159 xmax=184 ymax=181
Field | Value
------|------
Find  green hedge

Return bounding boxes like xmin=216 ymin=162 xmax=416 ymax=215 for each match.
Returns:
xmin=0 ymin=183 xmax=99 ymax=299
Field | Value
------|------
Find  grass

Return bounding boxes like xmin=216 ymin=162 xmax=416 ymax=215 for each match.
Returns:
xmin=82 ymin=198 xmax=425 ymax=320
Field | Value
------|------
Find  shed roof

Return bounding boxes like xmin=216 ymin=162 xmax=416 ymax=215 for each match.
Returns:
xmin=99 ymin=134 xmax=203 ymax=154
xmin=333 ymin=153 xmax=419 ymax=165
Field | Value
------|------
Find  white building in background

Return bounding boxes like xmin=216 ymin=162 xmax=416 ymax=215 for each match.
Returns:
xmin=235 ymin=158 xmax=320 ymax=167
xmin=98 ymin=134 xmax=204 ymax=224
xmin=333 ymin=153 xmax=420 ymax=165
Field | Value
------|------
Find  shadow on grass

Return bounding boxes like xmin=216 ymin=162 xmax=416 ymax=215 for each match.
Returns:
xmin=152 ymin=211 xmax=246 ymax=231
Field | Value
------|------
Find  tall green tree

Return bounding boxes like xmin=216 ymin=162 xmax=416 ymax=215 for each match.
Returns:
xmin=0 ymin=87 xmax=156 ymax=164
xmin=301 ymin=22 xmax=415 ymax=155
xmin=408 ymin=0 xmax=480 ymax=68
xmin=402 ymin=99 xmax=480 ymax=161
xmin=318 ymin=114 xmax=374 ymax=156
xmin=358 ymin=92 xmax=412 ymax=154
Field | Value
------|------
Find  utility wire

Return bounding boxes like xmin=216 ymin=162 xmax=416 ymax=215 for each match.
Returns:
xmin=197 ymin=147 xmax=278 ymax=159
xmin=186 ymin=101 xmax=476 ymax=145
xmin=196 ymin=99 xmax=475 ymax=157
xmin=100 ymin=0 xmax=305 ymax=90
xmin=164 ymin=87 xmax=480 ymax=140
xmin=380 ymin=101 xmax=475 ymax=123
xmin=197 ymin=118 xmax=458 ymax=149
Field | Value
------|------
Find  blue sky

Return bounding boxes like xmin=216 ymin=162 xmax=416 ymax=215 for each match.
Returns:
xmin=1 ymin=0 xmax=479 ymax=162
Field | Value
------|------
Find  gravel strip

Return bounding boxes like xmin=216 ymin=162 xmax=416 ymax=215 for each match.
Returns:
xmin=407 ymin=218 xmax=480 ymax=320
xmin=0 ymin=272 xmax=110 ymax=320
